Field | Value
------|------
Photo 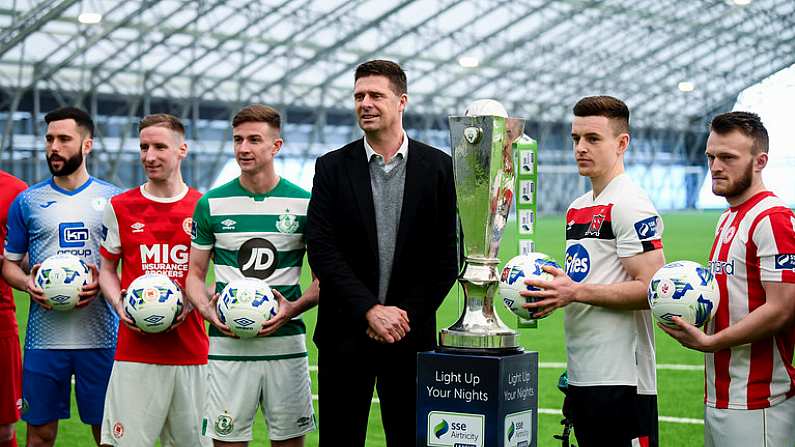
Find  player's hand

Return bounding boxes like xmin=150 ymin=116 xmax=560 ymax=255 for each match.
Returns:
xmin=258 ymin=290 xmax=295 ymax=337
xmin=365 ymin=304 xmax=410 ymax=344
xmin=521 ymin=265 xmax=577 ymax=318
xmin=26 ymin=264 xmax=51 ymax=310
xmin=113 ymin=288 xmax=142 ymax=333
xmin=199 ymin=293 xmax=235 ymax=337
xmin=76 ymin=263 xmax=101 ymax=307
xmin=167 ymin=299 xmax=194 ymax=332
xmin=658 ymin=316 xmax=717 ymax=352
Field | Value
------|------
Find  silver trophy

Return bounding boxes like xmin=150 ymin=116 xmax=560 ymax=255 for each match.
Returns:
xmin=439 ymin=108 xmax=525 ymax=352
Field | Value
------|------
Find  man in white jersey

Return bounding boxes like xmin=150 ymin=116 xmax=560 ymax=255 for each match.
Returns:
xmin=522 ymin=96 xmax=665 ymax=447
xmin=2 ymin=107 xmax=120 ymax=446
xmin=186 ymin=104 xmax=318 ymax=447
xmin=661 ymin=111 xmax=795 ymax=447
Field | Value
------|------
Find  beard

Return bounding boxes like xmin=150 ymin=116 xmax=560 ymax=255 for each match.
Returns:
xmin=46 ymin=150 xmax=84 ymax=177
xmin=712 ymin=160 xmax=753 ymax=199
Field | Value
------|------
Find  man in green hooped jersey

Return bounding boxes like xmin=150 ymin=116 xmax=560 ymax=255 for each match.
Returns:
xmin=185 ymin=104 xmax=319 ymax=447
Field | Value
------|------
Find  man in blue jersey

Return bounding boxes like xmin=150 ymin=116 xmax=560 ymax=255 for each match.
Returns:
xmin=2 ymin=107 xmax=120 ymax=446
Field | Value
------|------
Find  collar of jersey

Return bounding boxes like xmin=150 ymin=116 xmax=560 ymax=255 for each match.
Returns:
xmin=48 ymin=176 xmax=94 ymax=196
xmin=236 ymin=176 xmax=283 ymax=201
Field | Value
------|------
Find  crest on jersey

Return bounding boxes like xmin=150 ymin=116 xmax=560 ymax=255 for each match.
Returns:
xmin=215 ymin=414 xmax=234 ymax=436
xmin=182 ymin=217 xmax=193 ymax=236
xmin=112 ymin=422 xmax=124 ymax=439
xmin=584 ymin=213 xmax=605 ymax=236
xmin=276 ymin=213 xmax=299 ymax=234
xmin=722 ymin=226 xmax=736 ymax=244
xmin=92 ymin=197 xmax=107 ymax=211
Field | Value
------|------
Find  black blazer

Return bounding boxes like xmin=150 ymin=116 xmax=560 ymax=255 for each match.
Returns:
xmin=306 ymin=138 xmax=459 ymax=353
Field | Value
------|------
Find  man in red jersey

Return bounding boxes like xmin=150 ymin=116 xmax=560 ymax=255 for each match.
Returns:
xmin=97 ymin=114 xmax=209 ymax=447
xmin=0 ymin=169 xmax=26 ymax=447
xmin=661 ymin=111 xmax=795 ymax=447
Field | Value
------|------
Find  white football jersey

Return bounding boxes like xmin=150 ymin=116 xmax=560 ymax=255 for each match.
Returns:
xmin=564 ymin=173 xmax=663 ymax=394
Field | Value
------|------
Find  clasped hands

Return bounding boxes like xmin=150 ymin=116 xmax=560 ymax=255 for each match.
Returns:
xmin=365 ymin=304 xmax=410 ymax=344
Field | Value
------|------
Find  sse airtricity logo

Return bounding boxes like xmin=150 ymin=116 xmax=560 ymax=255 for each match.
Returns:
xmin=634 ymin=215 xmax=659 ymax=239
xmin=565 ymin=244 xmax=590 ymax=282
xmin=427 ymin=411 xmax=484 ymax=447
xmin=774 ymin=254 xmax=795 ymax=271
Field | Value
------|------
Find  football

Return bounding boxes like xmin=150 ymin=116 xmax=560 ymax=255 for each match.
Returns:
xmin=217 ymin=278 xmax=279 ymax=338
xmin=499 ymin=253 xmax=561 ymax=320
xmin=34 ymin=254 xmax=91 ymax=311
xmin=648 ymin=260 xmax=719 ymax=328
xmin=123 ymin=273 xmax=183 ymax=333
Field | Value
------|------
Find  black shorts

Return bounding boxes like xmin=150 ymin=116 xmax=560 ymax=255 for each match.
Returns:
xmin=565 ymin=384 xmax=658 ymax=447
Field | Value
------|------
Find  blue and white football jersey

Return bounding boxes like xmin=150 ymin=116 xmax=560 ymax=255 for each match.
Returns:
xmin=4 ymin=177 xmax=121 ymax=350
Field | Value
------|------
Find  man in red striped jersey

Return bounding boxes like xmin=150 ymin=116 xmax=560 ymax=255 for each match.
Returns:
xmin=97 ymin=114 xmax=210 ymax=447
xmin=523 ymin=96 xmax=666 ymax=447
xmin=661 ymin=111 xmax=795 ymax=446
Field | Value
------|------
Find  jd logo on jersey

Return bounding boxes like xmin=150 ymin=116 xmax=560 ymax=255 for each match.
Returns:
xmin=59 ymin=222 xmax=89 ymax=248
xmin=238 ymin=238 xmax=279 ymax=279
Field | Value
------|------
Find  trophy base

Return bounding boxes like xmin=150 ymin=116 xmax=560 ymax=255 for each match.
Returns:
xmin=438 ymin=328 xmax=520 ymax=354
xmin=435 ymin=344 xmax=522 ymax=356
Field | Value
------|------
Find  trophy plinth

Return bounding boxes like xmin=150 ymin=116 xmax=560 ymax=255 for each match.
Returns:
xmin=438 ymin=114 xmax=525 ymax=353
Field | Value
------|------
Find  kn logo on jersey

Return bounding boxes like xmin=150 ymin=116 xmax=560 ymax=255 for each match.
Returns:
xmin=238 ymin=238 xmax=279 ymax=280
xmin=58 ymin=221 xmax=91 ymax=256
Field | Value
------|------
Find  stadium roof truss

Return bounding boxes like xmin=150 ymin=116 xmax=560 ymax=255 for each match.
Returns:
xmin=1 ymin=0 xmax=794 ymax=133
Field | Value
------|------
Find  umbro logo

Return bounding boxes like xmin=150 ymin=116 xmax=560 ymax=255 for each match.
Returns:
xmin=39 ymin=200 xmax=56 ymax=208
xmin=221 ymin=219 xmax=236 ymax=230
xmin=131 ymin=222 xmax=145 ymax=233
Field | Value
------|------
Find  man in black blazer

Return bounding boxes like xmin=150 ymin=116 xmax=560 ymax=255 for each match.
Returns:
xmin=306 ymin=60 xmax=459 ymax=446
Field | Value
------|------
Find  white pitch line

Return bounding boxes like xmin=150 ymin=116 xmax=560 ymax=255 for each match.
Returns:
xmin=309 ymin=395 xmax=703 ymax=425
xmin=308 ymin=363 xmax=703 ymax=372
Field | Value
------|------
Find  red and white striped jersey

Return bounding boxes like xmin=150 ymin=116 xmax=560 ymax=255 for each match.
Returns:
xmin=706 ymin=191 xmax=795 ymax=410
xmin=564 ymin=173 xmax=664 ymax=395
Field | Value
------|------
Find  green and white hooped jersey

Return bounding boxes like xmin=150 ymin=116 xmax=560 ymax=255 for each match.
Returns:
xmin=192 ymin=177 xmax=309 ymax=361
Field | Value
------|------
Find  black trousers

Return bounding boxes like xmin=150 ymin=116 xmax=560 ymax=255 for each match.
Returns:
xmin=566 ymin=384 xmax=659 ymax=447
xmin=317 ymin=341 xmax=419 ymax=447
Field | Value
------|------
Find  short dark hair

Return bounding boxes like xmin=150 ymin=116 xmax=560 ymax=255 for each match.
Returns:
xmin=44 ymin=107 xmax=94 ymax=137
xmin=232 ymin=104 xmax=281 ymax=131
xmin=573 ymin=95 xmax=630 ymax=135
xmin=355 ymin=59 xmax=407 ymax=96
xmin=139 ymin=113 xmax=185 ymax=136
xmin=710 ymin=111 xmax=769 ymax=154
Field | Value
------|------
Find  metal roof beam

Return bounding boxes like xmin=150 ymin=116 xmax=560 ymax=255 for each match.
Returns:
xmin=249 ymin=0 xmax=418 ymax=99
xmin=191 ymin=0 xmax=361 ymax=101
xmin=0 ymin=0 xmax=80 ymax=58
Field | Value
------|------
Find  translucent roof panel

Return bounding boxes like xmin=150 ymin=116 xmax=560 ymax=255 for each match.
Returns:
xmin=1 ymin=0 xmax=794 ymax=131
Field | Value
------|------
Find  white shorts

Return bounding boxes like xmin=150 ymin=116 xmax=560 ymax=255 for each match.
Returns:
xmin=203 ymin=356 xmax=315 ymax=442
xmin=100 ymin=361 xmax=210 ymax=447
xmin=705 ymin=396 xmax=795 ymax=447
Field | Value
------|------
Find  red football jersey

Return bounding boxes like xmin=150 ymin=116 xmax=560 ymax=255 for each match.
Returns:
xmin=0 ymin=170 xmax=27 ymax=337
xmin=100 ymin=185 xmax=208 ymax=365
